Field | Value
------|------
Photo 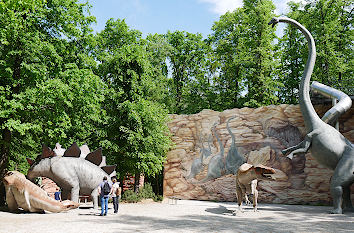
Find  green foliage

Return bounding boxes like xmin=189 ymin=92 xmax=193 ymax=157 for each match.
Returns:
xmin=94 ymin=19 xmax=172 ymax=177
xmin=0 ymin=0 xmax=352 ymax=182
xmin=277 ymin=0 xmax=354 ymax=99
xmin=121 ymin=183 xmax=162 ymax=203
xmin=136 ymin=183 xmax=155 ymax=199
xmin=121 ymin=190 xmax=140 ymax=203
xmin=0 ymin=0 xmax=103 ymax=173
xmin=165 ymin=31 xmax=213 ymax=114
xmin=208 ymin=0 xmax=281 ymax=109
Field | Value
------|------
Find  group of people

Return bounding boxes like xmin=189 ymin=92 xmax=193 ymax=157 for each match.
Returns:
xmin=98 ymin=176 xmax=121 ymax=216
xmin=51 ymin=176 xmax=122 ymax=216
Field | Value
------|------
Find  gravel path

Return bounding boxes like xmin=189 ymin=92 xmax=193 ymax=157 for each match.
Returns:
xmin=0 ymin=200 xmax=353 ymax=233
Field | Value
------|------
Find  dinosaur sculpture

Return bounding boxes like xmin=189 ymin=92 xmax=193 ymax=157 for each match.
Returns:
xmin=186 ymin=134 xmax=213 ymax=179
xmin=282 ymin=82 xmax=352 ymax=160
xmin=3 ymin=171 xmax=79 ymax=213
xmin=26 ymin=143 xmax=116 ymax=209
xmin=235 ymin=163 xmax=275 ymax=213
xmin=200 ymin=123 xmax=225 ymax=182
xmin=269 ymin=17 xmax=354 ymax=214
xmin=311 ymin=81 xmax=352 ymax=126
xmin=225 ymin=116 xmax=246 ymax=175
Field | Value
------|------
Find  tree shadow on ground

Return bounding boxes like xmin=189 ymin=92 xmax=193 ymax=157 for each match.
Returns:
xmin=70 ymin=204 xmax=354 ymax=233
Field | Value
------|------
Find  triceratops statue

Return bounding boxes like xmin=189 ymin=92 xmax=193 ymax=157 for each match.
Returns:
xmin=27 ymin=143 xmax=116 ymax=209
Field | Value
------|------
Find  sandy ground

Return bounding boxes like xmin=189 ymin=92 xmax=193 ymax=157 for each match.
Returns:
xmin=0 ymin=199 xmax=353 ymax=233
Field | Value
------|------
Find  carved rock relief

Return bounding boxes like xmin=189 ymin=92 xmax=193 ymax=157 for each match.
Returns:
xmin=164 ymin=104 xmax=354 ymax=205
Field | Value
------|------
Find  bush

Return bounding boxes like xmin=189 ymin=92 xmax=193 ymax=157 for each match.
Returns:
xmin=121 ymin=183 xmax=163 ymax=202
xmin=153 ymin=195 xmax=163 ymax=202
xmin=138 ymin=183 xmax=155 ymax=199
xmin=121 ymin=190 xmax=141 ymax=203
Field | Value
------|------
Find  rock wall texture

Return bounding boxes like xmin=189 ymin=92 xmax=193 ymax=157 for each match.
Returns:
xmin=163 ymin=104 xmax=354 ymax=205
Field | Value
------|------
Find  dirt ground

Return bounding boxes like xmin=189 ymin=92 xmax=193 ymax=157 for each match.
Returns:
xmin=0 ymin=199 xmax=353 ymax=233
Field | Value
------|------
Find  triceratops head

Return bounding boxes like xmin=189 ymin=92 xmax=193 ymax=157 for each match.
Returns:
xmin=254 ymin=164 xmax=276 ymax=181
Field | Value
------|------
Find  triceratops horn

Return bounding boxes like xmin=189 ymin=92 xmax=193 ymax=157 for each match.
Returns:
xmin=26 ymin=158 xmax=34 ymax=166
xmin=41 ymin=144 xmax=54 ymax=159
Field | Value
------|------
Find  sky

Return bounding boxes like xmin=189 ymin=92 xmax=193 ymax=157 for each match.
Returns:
xmin=86 ymin=0 xmax=304 ymax=37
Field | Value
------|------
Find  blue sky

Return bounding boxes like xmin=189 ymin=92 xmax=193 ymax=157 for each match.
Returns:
xmin=86 ymin=0 xmax=304 ymax=37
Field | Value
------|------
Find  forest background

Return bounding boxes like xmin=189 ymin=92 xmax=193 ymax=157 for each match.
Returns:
xmin=0 ymin=0 xmax=352 ymax=200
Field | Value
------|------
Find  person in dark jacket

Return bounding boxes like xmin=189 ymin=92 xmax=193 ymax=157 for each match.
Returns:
xmin=98 ymin=176 xmax=112 ymax=216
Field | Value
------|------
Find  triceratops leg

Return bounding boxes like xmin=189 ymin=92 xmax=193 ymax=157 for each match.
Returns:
xmin=244 ymin=194 xmax=251 ymax=206
xmin=235 ymin=182 xmax=244 ymax=214
xmin=251 ymin=180 xmax=258 ymax=212
xmin=91 ymin=188 xmax=99 ymax=209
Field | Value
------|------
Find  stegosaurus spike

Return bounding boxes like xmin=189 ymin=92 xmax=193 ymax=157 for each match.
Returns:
xmin=63 ymin=142 xmax=81 ymax=157
xmin=85 ymin=148 xmax=103 ymax=166
xmin=41 ymin=144 xmax=54 ymax=159
xmin=54 ymin=143 xmax=66 ymax=156
xmin=99 ymin=156 xmax=107 ymax=167
xmin=80 ymin=144 xmax=90 ymax=158
xmin=101 ymin=165 xmax=116 ymax=175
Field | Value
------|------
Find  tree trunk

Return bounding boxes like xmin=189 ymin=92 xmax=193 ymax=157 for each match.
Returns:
xmin=134 ymin=172 xmax=140 ymax=193
xmin=0 ymin=127 xmax=11 ymax=206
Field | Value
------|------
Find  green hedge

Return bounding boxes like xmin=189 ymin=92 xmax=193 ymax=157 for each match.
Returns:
xmin=121 ymin=183 xmax=163 ymax=203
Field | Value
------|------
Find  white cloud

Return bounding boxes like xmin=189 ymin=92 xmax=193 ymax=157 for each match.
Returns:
xmin=198 ymin=0 xmax=243 ymax=15
xmin=274 ymin=0 xmax=306 ymax=15
xmin=199 ymin=0 xmax=306 ymax=16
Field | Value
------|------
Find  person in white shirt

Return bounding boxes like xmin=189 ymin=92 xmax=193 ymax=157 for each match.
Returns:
xmin=110 ymin=178 xmax=121 ymax=213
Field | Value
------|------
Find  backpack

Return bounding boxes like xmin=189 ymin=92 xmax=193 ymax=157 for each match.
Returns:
xmin=102 ymin=182 xmax=110 ymax=195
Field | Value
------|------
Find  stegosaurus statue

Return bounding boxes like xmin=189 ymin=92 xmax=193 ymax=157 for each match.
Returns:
xmin=26 ymin=143 xmax=116 ymax=209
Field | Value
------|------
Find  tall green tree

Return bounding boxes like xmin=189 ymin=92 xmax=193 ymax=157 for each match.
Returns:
xmin=165 ymin=31 xmax=212 ymax=114
xmin=209 ymin=9 xmax=248 ymax=110
xmin=276 ymin=2 xmax=306 ymax=104
xmin=0 ymin=0 xmax=103 ymax=204
xmin=210 ymin=0 xmax=280 ymax=109
xmin=304 ymin=0 xmax=353 ymax=89
xmin=242 ymin=0 xmax=280 ymax=107
xmin=278 ymin=0 xmax=353 ymax=97
xmin=94 ymin=19 xmax=172 ymax=188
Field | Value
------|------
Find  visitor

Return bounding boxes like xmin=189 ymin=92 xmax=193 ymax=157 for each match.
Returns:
xmin=98 ymin=176 xmax=112 ymax=216
xmin=54 ymin=187 xmax=61 ymax=201
xmin=110 ymin=178 xmax=121 ymax=213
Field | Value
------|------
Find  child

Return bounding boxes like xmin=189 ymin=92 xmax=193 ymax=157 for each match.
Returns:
xmin=54 ymin=187 xmax=61 ymax=201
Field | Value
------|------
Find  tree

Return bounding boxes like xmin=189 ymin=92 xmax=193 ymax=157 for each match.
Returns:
xmin=210 ymin=0 xmax=280 ymax=109
xmin=278 ymin=0 xmax=353 ymax=98
xmin=209 ymin=9 xmax=248 ymax=110
xmin=94 ymin=19 xmax=172 ymax=190
xmin=276 ymin=2 xmax=306 ymax=104
xmin=165 ymin=31 xmax=212 ymax=114
xmin=0 ymin=0 xmax=102 ymax=204
xmin=242 ymin=0 xmax=280 ymax=107
xmin=304 ymin=0 xmax=353 ymax=89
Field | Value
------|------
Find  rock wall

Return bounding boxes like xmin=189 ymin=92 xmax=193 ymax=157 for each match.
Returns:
xmin=163 ymin=104 xmax=354 ymax=205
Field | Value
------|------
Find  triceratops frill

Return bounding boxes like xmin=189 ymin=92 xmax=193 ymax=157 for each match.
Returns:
xmin=26 ymin=142 xmax=116 ymax=209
